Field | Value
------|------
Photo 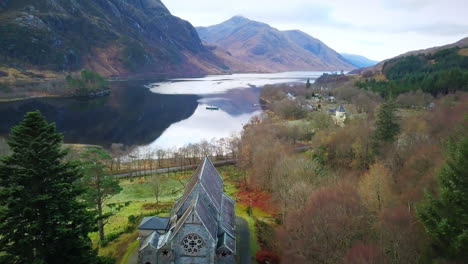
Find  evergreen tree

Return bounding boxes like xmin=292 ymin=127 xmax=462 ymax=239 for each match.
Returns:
xmin=306 ymin=78 xmax=311 ymax=89
xmin=0 ymin=111 xmax=109 ymax=264
xmin=417 ymin=125 xmax=468 ymax=262
xmin=80 ymin=148 xmax=122 ymax=242
xmin=374 ymin=102 xmax=400 ymax=143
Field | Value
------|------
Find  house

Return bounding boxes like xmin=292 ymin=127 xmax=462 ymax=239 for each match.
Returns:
xmin=138 ymin=157 xmax=236 ymax=264
xmin=287 ymin=92 xmax=296 ymax=100
xmin=334 ymin=105 xmax=347 ymax=126
xmin=335 ymin=105 xmax=346 ymax=119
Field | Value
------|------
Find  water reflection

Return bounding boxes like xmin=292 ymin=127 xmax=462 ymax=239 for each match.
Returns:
xmin=0 ymin=82 xmax=199 ymax=147
xmin=145 ymin=104 xmax=260 ymax=150
xmin=0 ymin=71 xmax=325 ymax=150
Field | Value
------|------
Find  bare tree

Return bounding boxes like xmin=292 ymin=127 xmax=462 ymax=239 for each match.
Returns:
xmin=279 ymin=184 xmax=371 ymax=264
xmin=151 ymin=175 xmax=162 ymax=204
xmin=156 ymin=149 xmax=166 ymax=168
xmin=110 ymin=143 xmax=124 ymax=172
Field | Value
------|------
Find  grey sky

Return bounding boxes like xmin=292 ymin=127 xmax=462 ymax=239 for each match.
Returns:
xmin=163 ymin=0 xmax=468 ymax=61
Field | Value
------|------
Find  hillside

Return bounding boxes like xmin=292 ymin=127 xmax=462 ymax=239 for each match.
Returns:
xmin=351 ymin=37 xmax=468 ymax=74
xmin=341 ymin=53 xmax=378 ymax=68
xmin=0 ymin=0 xmax=228 ymax=79
xmin=197 ymin=16 xmax=356 ymax=72
xmin=356 ymin=46 xmax=468 ymax=97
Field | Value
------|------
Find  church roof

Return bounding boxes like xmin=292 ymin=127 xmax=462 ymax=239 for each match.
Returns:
xmin=173 ymin=157 xmax=224 ymax=217
xmin=217 ymin=232 xmax=236 ymax=253
xmin=195 ymin=191 xmax=219 ymax=240
xmin=220 ymin=194 xmax=236 ymax=236
xmin=138 ymin=216 xmax=170 ymax=231
xmin=154 ymin=157 xmax=236 ymax=251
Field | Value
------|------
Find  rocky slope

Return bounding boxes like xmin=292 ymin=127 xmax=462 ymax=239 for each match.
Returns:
xmin=197 ymin=16 xmax=356 ymax=72
xmin=0 ymin=0 xmax=228 ymax=78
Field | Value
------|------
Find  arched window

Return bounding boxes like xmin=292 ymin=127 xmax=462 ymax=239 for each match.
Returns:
xmin=181 ymin=233 xmax=204 ymax=254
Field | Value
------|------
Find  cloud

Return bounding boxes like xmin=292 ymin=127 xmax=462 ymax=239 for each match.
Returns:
xmin=163 ymin=0 xmax=468 ymax=61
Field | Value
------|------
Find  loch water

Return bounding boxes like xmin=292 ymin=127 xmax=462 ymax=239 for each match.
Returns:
xmin=0 ymin=71 xmax=326 ymax=150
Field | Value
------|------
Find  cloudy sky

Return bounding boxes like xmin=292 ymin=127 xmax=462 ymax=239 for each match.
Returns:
xmin=164 ymin=0 xmax=468 ymax=61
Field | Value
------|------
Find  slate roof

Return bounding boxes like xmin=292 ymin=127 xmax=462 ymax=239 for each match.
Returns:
xmin=337 ymin=105 xmax=346 ymax=112
xmin=173 ymin=158 xmax=223 ymax=217
xmin=153 ymin=157 xmax=236 ymax=252
xmin=200 ymin=158 xmax=223 ymax=210
xmin=220 ymin=194 xmax=236 ymax=236
xmin=195 ymin=191 xmax=219 ymax=240
xmin=138 ymin=216 xmax=170 ymax=230
xmin=217 ymin=232 xmax=236 ymax=253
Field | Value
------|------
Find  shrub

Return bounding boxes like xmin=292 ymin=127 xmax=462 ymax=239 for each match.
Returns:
xmin=255 ymin=250 xmax=280 ymax=264
xmin=100 ymin=231 xmax=124 ymax=247
xmin=255 ymin=220 xmax=276 ymax=250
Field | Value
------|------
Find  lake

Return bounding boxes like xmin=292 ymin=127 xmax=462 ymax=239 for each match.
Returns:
xmin=0 ymin=71 xmax=326 ymax=151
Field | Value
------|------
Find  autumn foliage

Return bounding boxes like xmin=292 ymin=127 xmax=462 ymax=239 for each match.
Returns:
xmin=255 ymin=250 xmax=280 ymax=264
xmin=238 ymin=85 xmax=467 ymax=263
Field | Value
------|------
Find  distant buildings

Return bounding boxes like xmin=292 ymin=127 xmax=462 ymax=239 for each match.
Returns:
xmin=287 ymin=92 xmax=296 ymax=100
xmin=329 ymin=105 xmax=347 ymax=126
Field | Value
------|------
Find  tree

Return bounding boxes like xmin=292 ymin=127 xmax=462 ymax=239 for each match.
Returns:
xmin=417 ymin=127 xmax=468 ymax=262
xmin=80 ymin=148 xmax=122 ymax=242
xmin=374 ymin=102 xmax=400 ymax=144
xmin=358 ymin=162 xmax=396 ymax=212
xmin=151 ymin=175 xmax=162 ymax=204
xmin=0 ymin=111 xmax=108 ymax=264
xmin=306 ymin=78 xmax=311 ymax=89
xmin=279 ymin=184 xmax=371 ymax=264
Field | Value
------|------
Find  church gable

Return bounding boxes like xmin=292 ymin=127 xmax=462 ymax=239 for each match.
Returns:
xmin=138 ymin=157 xmax=235 ymax=264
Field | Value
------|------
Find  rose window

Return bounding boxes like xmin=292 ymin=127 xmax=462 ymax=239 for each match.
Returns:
xmin=182 ymin=234 xmax=204 ymax=254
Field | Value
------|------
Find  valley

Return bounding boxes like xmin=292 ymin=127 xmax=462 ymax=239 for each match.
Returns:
xmin=0 ymin=1 xmax=467 ymax=264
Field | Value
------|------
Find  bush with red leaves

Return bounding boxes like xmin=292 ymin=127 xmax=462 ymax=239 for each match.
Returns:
xmin=255 ymin=250 xmax=280 ymax=264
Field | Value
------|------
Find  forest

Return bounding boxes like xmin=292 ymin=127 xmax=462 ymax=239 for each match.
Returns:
xmin=356 ymin=47 xmax=468 ymax=97
xmin=237 ymin=79 xmax=467 ymax=263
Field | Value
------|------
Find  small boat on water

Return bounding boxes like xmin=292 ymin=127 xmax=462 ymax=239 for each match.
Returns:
xmin=206 ymin=105 xmax=220 ymax=110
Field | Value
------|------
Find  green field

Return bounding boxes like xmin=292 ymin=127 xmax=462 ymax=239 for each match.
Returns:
xmin=92 ymin=171 xmax=191 ymax=263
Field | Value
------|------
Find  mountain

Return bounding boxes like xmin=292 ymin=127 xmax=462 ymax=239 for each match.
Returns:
xmin=196 ymin=16 xmax=356 ymax=72
xmin=0 ymin=0 xmax=228 ymax=78
xmin=340 ymin=53 xmax=378 ymax=68
xmin=351 ymin=37 xmax=468 ymax=74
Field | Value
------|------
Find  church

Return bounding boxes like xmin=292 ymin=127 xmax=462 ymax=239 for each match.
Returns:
xmin=137 ymin=157 xmax=236 ymax=264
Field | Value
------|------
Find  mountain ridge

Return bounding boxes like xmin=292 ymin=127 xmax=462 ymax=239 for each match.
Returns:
xmin=0 ymin=0 xmax=229 ymax=79
xmin=340 ymin=53 xmax=379 ymax=68
xmin=196 ymin=16 xmax=356 ymax=72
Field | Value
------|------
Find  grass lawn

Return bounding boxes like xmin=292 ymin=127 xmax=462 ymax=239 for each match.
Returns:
xmin=92 ymin=171 xmax=191 ymax=262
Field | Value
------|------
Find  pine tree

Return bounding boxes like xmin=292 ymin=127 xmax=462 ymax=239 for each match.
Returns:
xmin=374 ymin=102 xmax=400 ymax=143
xmin=306 ymin=78 xmax=311 ymax=89
xmin=0 ymin=111 xmax=109 ymax=264
xmin=417 ymin=125 xmax=468 ymax=262
xmin=80 ymin=148 xmax=122 ymax=242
